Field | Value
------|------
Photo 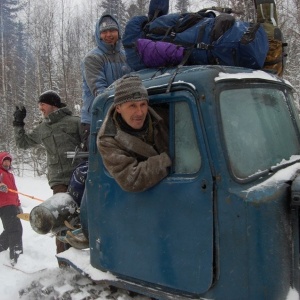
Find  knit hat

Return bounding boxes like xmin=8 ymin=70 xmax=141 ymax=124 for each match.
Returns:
xmin=99 ymin=16 xmax=118 ymax=33
xmin=114 ymin=75 xmax=149 ymax=106
xmin=38 ymin=90 xmax=66 ymax=108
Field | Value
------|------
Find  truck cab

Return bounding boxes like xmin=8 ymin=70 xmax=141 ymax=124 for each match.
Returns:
xmin=82 ymin=65 xmax=300 ymax=299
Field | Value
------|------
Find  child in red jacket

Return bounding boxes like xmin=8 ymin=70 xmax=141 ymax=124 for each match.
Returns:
xmin=0 ymin=151 xmax=23 ymax=265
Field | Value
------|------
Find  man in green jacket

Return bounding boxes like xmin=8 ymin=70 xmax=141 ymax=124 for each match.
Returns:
xmin=13 ymin=91 xmax=83 ymax=258
xmin=13 ymin=91 xmax=83 ymax=194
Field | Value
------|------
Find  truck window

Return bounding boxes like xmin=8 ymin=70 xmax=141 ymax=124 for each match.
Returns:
xmin=219 ymin=87 xmax=300 ymax=179
xmin=174 ymin=101 xmax=201 ymax=174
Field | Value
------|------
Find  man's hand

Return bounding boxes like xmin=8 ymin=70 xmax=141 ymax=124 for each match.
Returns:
xmin=0 ymin=183 xmax=8 ymax=193
xmin=13 ymin=105 xmax=26 ymax=127
xmin=16 ymin=206 xmax=23 ymax=214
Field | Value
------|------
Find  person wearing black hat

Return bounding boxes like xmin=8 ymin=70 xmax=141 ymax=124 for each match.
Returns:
xmin=12 ymin=91 xmax=84 ymax=259
xmin=38 ymin=90 xmax=66 ymax=117
xmin=81 ymin=14 xmax=131 ymax=150
xmin=97 ymin=75 xmax=171 ymax=192
xmin=13 ymin=90 xmax=83 ymax=192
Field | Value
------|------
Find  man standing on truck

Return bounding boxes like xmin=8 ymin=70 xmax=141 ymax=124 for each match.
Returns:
xmin=97 ymin=74 xmax=172 ymax=192
xmin=12 ymin=90 xmax=83 ymax=261
xmin=81 ymin=14 xmax=130 ymax=150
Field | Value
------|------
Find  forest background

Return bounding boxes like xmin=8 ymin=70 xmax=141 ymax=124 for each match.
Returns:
xmin=0 ymin=0 xmax=299 ymax=176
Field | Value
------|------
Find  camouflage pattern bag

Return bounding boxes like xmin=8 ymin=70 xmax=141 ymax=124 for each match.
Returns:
xmin=255 ymin=0 xmax=287 ymax=77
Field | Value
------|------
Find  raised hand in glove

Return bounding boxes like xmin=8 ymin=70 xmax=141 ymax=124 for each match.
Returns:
xmin=13 ymin=105 xmax=26 ymax=127
xmin=0 ymin=183 xmax=8 ymax=193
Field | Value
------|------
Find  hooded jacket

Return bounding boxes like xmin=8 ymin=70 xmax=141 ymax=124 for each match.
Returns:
xmin=13 ymin=107 xmax=83 ymax=188
xmin=81 ymin=14 xmax=131 ymax=124
xmin=0 ymin=152 xmax=20 ymax=208
xmin=97 ymin=106 xmax=171 ymax=192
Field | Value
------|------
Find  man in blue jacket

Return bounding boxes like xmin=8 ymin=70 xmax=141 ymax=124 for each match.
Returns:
xmin=81 ymin=14 xmax=130 ymax=150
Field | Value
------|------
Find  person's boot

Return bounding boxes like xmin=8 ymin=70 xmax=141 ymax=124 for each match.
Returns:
xmin=10 ymin=258 xmax=17 ymax=266
xmin=10 ymin=246 xmax=23 ymax=266
xmin=61 ymin=228 xmax=89 ymax=249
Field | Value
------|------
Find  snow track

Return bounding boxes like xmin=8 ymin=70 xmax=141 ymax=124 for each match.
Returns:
xmin=19 ymin=268 xmax=153 ymax=300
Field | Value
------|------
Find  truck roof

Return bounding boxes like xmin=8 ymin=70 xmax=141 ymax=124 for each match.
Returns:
xmin=106 ymin=66 xmax=293 ymax=96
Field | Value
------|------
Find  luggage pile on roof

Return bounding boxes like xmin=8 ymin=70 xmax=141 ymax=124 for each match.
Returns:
xmin=122 ymin=0 xmax=286 ymax=77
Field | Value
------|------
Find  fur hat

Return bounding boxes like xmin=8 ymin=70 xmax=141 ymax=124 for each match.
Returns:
xmin=100 ymin=16 xmax=118 ymax=33
xmin=38 ymin=90 xmax=66 ymax=108
xmin=114 ymin=75 xmax=149 ymax=106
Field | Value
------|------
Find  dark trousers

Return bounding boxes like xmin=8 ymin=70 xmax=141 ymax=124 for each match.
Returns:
xmin=0 ymin=205 xmax=23 ymax=260
xmin=52 ymin=184 xmax=70 ymax=254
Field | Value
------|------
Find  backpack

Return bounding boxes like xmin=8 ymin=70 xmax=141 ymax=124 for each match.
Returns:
xmin=122 ymin=10 xmax=269 ymax=71
xmin=255 ymin=0 xmax=287 ymax=76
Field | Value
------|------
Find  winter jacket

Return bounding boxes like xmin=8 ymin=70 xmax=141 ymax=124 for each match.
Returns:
xmin=0 ymin=152 xmax=20 ymax=208
xmin=81 ymin=14 xmax=131 ymax=124
xmin=97 ymin=106 xmax=171 ymax=192
xmin=13 ymin=107 xmax=83 ymax=188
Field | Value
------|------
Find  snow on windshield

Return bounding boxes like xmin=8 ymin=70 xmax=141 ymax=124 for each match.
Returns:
xmin=245 ymin=155 xmax=300 ymax=193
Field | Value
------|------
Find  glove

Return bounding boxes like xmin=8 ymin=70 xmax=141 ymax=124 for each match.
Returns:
xmin=13 ymin=105 xmax=26 ymax=127
xmin=80 ymin=123 xmax=90 ymax=152
xmin=16 ymin=206 xmax=23 ymax=214
xmin=0 ymin=183 xmax=8 ymax=193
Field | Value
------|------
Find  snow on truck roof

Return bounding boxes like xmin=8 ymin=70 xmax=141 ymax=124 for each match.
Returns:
xmin=215 ymin=70 xmax=293 ymax=88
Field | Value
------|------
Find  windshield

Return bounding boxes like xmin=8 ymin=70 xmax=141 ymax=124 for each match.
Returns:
xmin=219 ymin=86 xmax=300 ymax=180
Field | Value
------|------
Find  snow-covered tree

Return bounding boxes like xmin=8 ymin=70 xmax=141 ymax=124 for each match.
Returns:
xmin=175 ymin=0 xmax=190 ymax=13
xmin=101 ymin=0 xmax=128 ymax=33
xmin=0 ymin=0 xmax=26 ymax=151
xmin=127 ymin=0 xmax=150 ymax=18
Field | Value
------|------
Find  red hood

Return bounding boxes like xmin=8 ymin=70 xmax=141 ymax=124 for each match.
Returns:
xmin=0 ymin=151 xmax=12 ymax=166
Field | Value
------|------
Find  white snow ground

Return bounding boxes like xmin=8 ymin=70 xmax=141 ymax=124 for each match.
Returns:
xmin=0 ymin=172 xmax=299 ymax=299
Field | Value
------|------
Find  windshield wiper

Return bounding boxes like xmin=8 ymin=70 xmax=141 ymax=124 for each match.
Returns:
xmin=269 ymin=158 xmax=300 ymax=173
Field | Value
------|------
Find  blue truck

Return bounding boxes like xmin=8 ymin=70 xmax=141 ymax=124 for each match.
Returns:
xmin=55 ymin=65 xmax=300 ymax=299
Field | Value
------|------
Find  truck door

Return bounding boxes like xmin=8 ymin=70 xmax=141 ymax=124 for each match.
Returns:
xmin=88 ymin=89 xmax=214 ymax=296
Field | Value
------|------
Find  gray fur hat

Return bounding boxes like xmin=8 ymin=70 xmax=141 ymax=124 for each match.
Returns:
xmin=114 ymin=75 xmax=149 ymax=106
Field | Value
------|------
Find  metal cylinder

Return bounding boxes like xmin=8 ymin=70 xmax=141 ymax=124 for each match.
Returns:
xmin=29 ymin=193 xmax=78 ymax=234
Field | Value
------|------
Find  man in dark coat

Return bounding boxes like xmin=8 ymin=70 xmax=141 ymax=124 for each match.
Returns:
xmin=97 ymin=74 xmax=171 ymax=192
